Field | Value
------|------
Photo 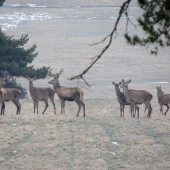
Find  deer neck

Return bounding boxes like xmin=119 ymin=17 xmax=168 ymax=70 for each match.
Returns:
xmin=115 ymin=88 xmax=121 ymax=97
xmin=53 ymin=81 xmax=61 ymax=92
xmin=123 ymin=85 xmax=129 ymax=98
xmin=157 ymin=92 xmax=163 ymax=102
xmin=29 ymin=82 xmax=34 ymax=95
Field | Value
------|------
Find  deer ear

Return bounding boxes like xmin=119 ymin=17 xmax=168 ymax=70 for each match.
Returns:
xmin=34 ymin=76 xmax=37 ymax=80
xmin=156 ymin=87 xmax=158 ymax=90
xmin=129 ymin=79 xmax=131 ymax=83
xmin=119 ymin=82 xmax=122 ymax=85
xmin=122 ymin=79 xmax=124 ymax=82
xmin=26 ymin=76 xmax=29 ymax=79
xmin=112 ymin=82 xmax=115 ymax=85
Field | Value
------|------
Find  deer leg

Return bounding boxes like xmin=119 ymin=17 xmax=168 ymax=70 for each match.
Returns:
xmin=144 ymin=106 xmax=147 ymax=113
xmin=130 ymin=104 xmax=133 ymax=117
xmin=12 ymin=99 xmax=20 ymax=115
xmin=164 ymin=104 xmax=169 ymax=116
xmin=80 ymin=101 xmax=85 ymax=117
xmin=3 ymin=103 xmax=5 ymax=115
xmin=135 ymin=105 xmax=139 ymax=118
xmin=120 ymin=103 xmax=122 ymax=117
xmin=35 ymin=100 xmax=39 ymax=114
xmin=1 ymin=102 xmax=5 ymax=115
xmin=75 ymin=100 xmax=82 ymax=117
xmin=63 ymin=100 xmax=65 ymax=114
xmin=149 ymin=104 xmax=152 ymax=118
xmin=146 ymin=102 xmax=152 ymax=118
xmin=0 ymin=104 xmax=2 ymax=115
xmin=50 ymin=97 xmax=56 ymax=114
xmin=134 ymin=104 xmax=137 ymax=117
xmin=60 ymin=99 xmax=64 ymax=114
xmin=160 ymin=104 xmax=163 ymax=115
xmin=42 ymin=100 xmax=48 ymax=114
xmin=122 ymin=104 xmax=125 ymax=117
xmin=60 ymin=99 xmax=62 ymax=114
xmin=34 ymin=99 xmax=36 ymax=113
xmin=18 ymin=102 xmax=21 ymax=115
xmin=130 ymin=104 xmax=134 ymax=117
xmin=131 ymin=103 xmax=135 ymax=117
xmin=161 ymin=105 xmax=164 ymax=116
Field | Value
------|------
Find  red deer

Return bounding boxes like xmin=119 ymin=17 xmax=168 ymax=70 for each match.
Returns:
xmin=0 ymin=78 xmax=21 ymax=115
xmin=0 ymin=78 xmax=7 ymax=115
xmin=48 ymin=69 xmax=85 ymax=117
xmin=112 ymin=82 xmax=139 ymax=117
xmin=156 ymin=86 xmax=170 ymax=116
xmin=26 ymin=76 xmax=56 ymax=114
xmin=120 ymin=79 xmax=153 ymax=118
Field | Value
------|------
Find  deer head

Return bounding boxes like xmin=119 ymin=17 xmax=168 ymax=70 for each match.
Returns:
xmin=48 ymin=69 xmax=64 ymax=85
xmin=54 ymin=69 xmax=64 ymax=79
xmin=26 ymin=76 xmax=37 ymax=84
xmin=156 ymin=86 xmax=164 ymax=94
xmin=112 ymin=82 xmax=122 ymax=91
xmin=120 ymin=79 xmax=131 ymax=89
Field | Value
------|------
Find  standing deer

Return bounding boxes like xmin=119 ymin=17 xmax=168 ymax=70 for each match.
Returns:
xmin=26 ymin=76 xmax=56 ymax=114
xmin=156 ymin=86 xmax=170 ymax=116
xmin=48 ymin=69 xmax=85 ymax=117
xmin=0 ymin=78 xmax=7 ymax=115
xmin=120 ymin=79 xmax=153 ymax=118
xmin=4 ymin=88 xmax=21 ymax=115
xmin=0 ymin=78 xmax=21 ymax=115
xmin=112 ymin=82 xmax=139 ymax=117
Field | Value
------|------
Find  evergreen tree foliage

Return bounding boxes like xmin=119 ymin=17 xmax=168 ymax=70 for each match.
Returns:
xmin=0 ymin=0 xmax=5 ymax=7
xmin=0 ymin=0 xmax=52 ymax=97
xmin=124 ymin=0 xmax=170 ymax=54
xmin=0 ymin=30 xmax=52 ymax=78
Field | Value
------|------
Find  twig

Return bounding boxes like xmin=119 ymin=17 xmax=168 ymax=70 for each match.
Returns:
xmin=70 ymin=0 xmax=132 ymax=85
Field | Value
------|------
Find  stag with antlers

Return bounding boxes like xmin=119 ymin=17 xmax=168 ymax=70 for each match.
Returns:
xmin=48 ymin=69 xmax=85 ymax=117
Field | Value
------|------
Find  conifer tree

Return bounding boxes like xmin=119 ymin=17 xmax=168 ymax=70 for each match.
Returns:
xmin=0 ymin=0 xmax=52 ymax=97
xmin=124 ymin=0 xmax=170 ymax=54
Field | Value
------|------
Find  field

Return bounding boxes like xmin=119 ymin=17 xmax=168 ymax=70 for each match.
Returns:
xmin=0 ymin=97 xmax=170 ymax=170
xmin=1 ymin=0 xmax=170 ymax=169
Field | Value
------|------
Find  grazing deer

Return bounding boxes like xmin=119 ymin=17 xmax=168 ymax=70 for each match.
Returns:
xmin=26 ymin=76 xmax=56 ymax=115
xmin=0 ymin=78 xmax=21 ymax=115
xmin=156 ymin=86 xmax=170 ymax=116
xmin=112 ymin=82 xmax=139 ymax=117
xmin=120 ymin=79 xmax=153 ymax=118
xmin=48 ymin=69 xmax=85 ymax=117
xmin=0 ymin=78 xmax=7 ymax=115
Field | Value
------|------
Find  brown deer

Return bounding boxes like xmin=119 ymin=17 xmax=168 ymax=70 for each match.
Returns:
xmin=112 ymin=82 xmax=139 ymax=117
xmin=120 ymin=79 xmax=153 ymax=118
xmin=4 ymin=88 xmax=21 ymax=115
xmin=0 ymin=78 xmax=7 ymax=115
xmin=156 ymin=86 xmax=170 ymax=116
xmin=48 ymin=69 xmax=85 ymax=117
xmin=26 ymin=76 xmax=56 ymax=114
xmin=0 ymin=78 xmax=21 ymax=115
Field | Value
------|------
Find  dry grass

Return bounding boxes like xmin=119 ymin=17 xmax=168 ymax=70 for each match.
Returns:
xmin=1 ymin=1 xmax=170 ymax=169
xmin=0 ymin=98 xmax=170 ymax=170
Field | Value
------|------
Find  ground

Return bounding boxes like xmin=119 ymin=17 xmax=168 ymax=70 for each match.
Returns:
xmin=0 ymin=98 xmax=170 ymax=170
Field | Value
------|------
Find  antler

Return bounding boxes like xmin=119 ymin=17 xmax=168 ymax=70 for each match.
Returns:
xmin=54 ymin=69 xmax=64 ymax=78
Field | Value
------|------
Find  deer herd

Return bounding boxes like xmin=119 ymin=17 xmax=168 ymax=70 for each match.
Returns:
xmin=0 ymin=70 xmax=169 ymax=118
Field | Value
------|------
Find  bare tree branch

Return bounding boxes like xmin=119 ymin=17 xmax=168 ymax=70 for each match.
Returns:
xmin=69 ymin=0 xmax=132 ymax=85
